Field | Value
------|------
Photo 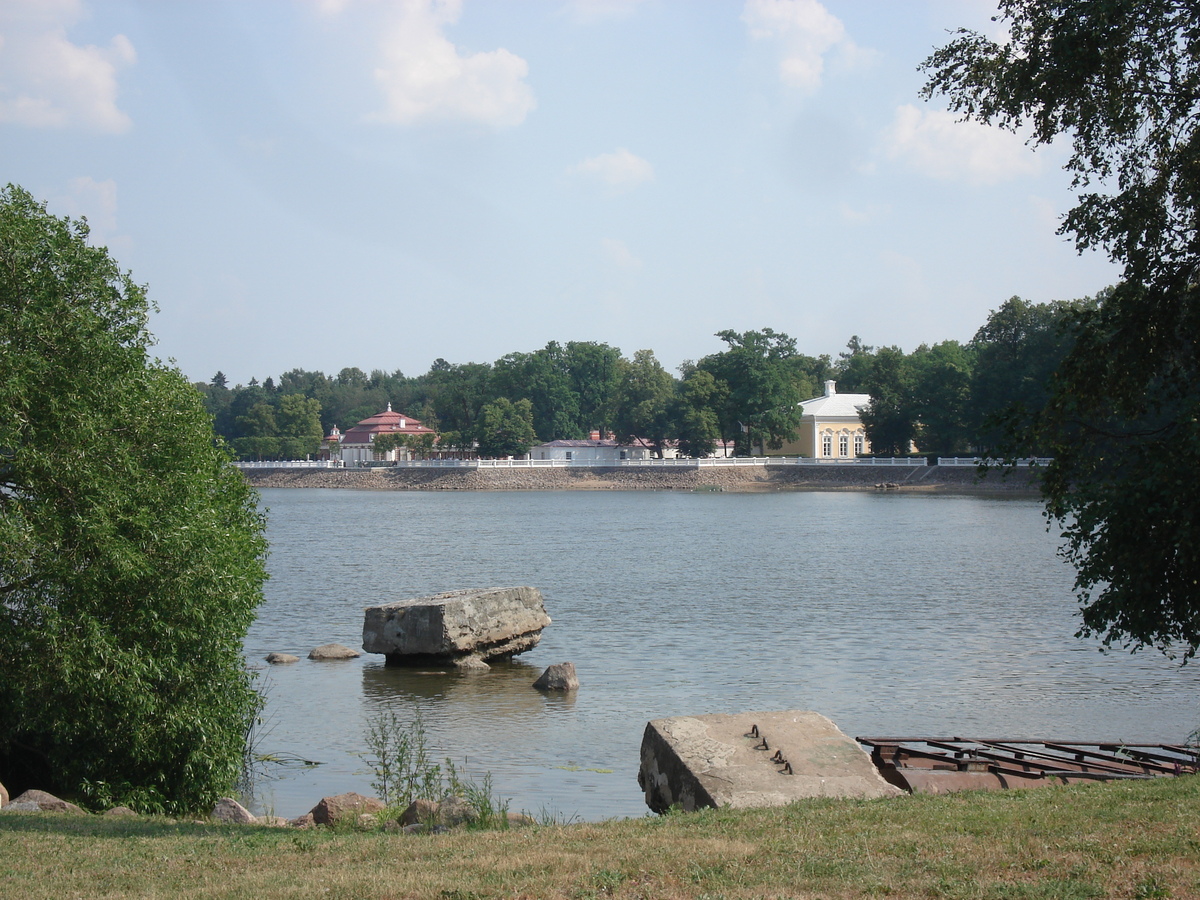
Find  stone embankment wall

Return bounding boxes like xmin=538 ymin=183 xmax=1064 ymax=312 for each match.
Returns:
xmin=241 ymin=464 xmax=1040 ymax=494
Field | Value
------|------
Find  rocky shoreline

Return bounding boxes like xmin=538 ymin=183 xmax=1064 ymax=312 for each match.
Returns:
xmin=241 ymin=464 xmax=1041 ymax=494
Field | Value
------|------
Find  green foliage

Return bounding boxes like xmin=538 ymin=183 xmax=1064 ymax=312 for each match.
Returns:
xmin=968 ymin=296 xmax=1087 ymax=454
xmin=475 ymin=397 xmax=537 ymax=458
xmin=360 ymin=710 xmax=510 ymax=828
xmin=611 ymin=349 xmax=676 ymax=456
xmin=492 ymin=343 xmax=582 ymax=441
xmin=674 ymin=369 xmax=726 ymax=458
xmin=859 ymin=346 xmax=917 ymax=456
xmin=908 ymin=340 xmax=975 ymax=455
xmin=564 ymin=341 xmax=622 ymax=438
xmin=925 ymin=2 xmax=1200 ymax=656
xmin=360 ymin=709 xmax=442 ymax=808
xmin=0 ymin=184 xmax=268 ymax=813
xmin=699 ymin=328 xmax=804 ymax=454
xmin=1037 ymin=282 xmax=1200 ymax=658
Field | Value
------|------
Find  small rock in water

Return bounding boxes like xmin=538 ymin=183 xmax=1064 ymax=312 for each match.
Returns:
xmin=533 ymin=662 xmax=579 ymax=692
xmin=308 ymin=643 xmax=360 ymax=661
xmin=265 ymin=652 xmax=300 ymax=664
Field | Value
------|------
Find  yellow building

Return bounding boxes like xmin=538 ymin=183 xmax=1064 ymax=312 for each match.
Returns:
xmin=773 ymin=380 xmax=871 ymax=458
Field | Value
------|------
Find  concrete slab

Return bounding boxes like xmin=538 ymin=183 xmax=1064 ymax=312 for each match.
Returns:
xmin=638 ymin=710 xmax=902 ymax=813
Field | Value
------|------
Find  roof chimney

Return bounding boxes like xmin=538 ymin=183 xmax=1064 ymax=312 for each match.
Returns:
xmin=825 ymin=380 xmax=836 ymax=396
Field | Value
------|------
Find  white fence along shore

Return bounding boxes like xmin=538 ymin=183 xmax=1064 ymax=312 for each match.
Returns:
xmin=235 ymin=456 xmax=935 ymax=470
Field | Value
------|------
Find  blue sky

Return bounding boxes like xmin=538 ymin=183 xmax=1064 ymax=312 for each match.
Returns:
xmin=2 ymin=0 xmax=1120 ymax=385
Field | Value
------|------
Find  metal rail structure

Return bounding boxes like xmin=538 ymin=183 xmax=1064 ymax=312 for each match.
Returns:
xmin=857 ymin=736 xmax=1198 ymax=794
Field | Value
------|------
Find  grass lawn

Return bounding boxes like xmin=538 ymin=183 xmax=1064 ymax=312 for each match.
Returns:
xmin=1 ymin=776 xmax=1197 ymax=899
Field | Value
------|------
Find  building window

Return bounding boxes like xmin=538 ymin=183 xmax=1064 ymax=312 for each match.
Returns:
xmin=822 ymin=434 xmax=832 ymax=457
xmin=619 ymin=450 xmax=627 ymax=460
xmin=565 ymin=451 xmax=572 ymax=460
xmin=839 ymin=434 xmax=849 ymax=457
xmin=854 ymin=434 xmax=864 ymax=456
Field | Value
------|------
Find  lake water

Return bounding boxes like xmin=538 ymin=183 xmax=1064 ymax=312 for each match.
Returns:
xmin=242 ymin=488 xmax=1200 ymax=820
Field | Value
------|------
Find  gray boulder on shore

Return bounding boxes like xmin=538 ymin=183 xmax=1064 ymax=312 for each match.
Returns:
xmin=6 ymin=790 xmax=86 ymax=814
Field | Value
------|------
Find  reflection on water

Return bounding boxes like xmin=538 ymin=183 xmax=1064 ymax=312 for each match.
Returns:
xmin=243 ymin=489 xmax=1200 ymax=820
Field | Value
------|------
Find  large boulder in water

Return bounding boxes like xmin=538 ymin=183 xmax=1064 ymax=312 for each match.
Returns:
xmin=362 ymin=586 xmax=550 ymax=668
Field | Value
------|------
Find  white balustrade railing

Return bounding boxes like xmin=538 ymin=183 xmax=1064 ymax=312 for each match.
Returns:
xmin=236 ymin=456 xmax=932 ymax=469
xmin=233 ymin=460 xmax=343 ymax=469
xmin=937 ymin=457 xmax=1053 ymax=467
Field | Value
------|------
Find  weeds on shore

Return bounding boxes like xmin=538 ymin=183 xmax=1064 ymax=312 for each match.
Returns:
xmin=359 ymin=708 xmax=510 ymax=828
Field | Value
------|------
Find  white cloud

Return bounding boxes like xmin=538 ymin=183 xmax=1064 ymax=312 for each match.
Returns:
xmin=600 ymin=237 xmax=641 ymax=270
xmin=365 ymin=0 xmax=534 ymax=128
xmin=52 ymin=176 xmax=127 ymax=250
xmin=1029 ymin=195 xmax=1062 ymax=233
xmin=565 ymin=0 xmax=650 ymax=25
xmin=742 ymin=0 xmax=862 ymax=93
xmin=884 ymin=104 xmax=1041 ymax=185
xmin=570 ymin=148 xmax=654 ymax=188
xmin=838 ymin=202 xmax=887 ymax=225
xmin=0 ymin=0 xmax=135 ymax=132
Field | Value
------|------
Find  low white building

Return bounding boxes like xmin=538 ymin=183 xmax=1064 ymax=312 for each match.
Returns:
xmin=531 ymin=438 xmax=654 ymax=462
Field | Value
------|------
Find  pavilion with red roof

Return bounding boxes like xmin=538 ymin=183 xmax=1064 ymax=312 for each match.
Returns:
xmin=339 ymin=404 xmax=438 ymax=465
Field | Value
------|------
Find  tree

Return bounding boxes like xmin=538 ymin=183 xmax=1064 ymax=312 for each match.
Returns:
xmin=612 ymin=350 xmax=676 ymax=457
xmin=0 ymin=185 xmax=268 ymax=811
xmin=968 ymin=296 xmax=1085 ymax=455
xmin=491 ymin=344 xmax=582 ymax=441
xmin=860 ymin=346 xmax=918 ymax=456
xmin=699 ymin=328 xmax=804 ymax=454
xmin=674 ymin=369 xmax=726 ymax=458
xmin=565 ymin=341 xmax=622 ymax=438
xmin=475 ymin=398 xmax=537 ymax=458
xmin=833 ymin=336 xmax=875 ymax=392
xmin=909 ymin=340 xmax=975 ymax=456
xmin=426 ymin=360 xmax=493 ymax=437
xmin=275 ymin=394 xmax=324 ymax=458
xmin=924 ymin=2 xmax=1200 ymax=657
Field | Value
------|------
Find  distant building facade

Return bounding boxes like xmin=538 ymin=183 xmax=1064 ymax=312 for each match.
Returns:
xmin=772 ymin=380 xmax=872 ymax=458
xmin=339 ymin=404 xmax=438 ymax=465
xmin=532 ymin=431 xmax=658 ymax=462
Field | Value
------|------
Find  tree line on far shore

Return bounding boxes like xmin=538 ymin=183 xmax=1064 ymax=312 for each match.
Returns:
xmin=196 ymin=294 xmax=1098 ymax=462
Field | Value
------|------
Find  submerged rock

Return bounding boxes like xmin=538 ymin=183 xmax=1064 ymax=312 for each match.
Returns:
xmin=308 ymin=643 xmax=360 ymax=661
xmin=533 ymin=662 xmax=579 ymax=692
xmin=265 ymin=652 xmax=300 ymax=664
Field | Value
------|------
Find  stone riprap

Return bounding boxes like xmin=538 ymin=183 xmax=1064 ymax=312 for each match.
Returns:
xmin=363 ymin=586 xmax=550 ymax=668
xmin=242 ymin=464 xmax=1040 ymax=494
xmin=638 ymin=710 xmax=902 ymax=814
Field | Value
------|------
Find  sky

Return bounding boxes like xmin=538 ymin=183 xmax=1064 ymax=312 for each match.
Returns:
xmin=2 ymin=0 xmax=1121 ymax=386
